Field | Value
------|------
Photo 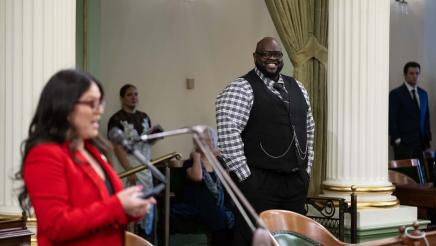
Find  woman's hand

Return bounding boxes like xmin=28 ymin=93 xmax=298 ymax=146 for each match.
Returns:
xmin=191 ymin=151 xmax=202 ymax=162
xmin=116 ymin=185 xmax=156 ymax=217
xmin=187 ymin=151 xmax=203 ymax=182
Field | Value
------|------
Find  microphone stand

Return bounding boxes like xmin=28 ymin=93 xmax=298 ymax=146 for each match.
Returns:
xmin=139 ymin=125 xmax=280 ymax=246
xmin=118 ymin=152 xmax=182 ymax=179
xmin=119 ymin=139 xmax=166 ymax=184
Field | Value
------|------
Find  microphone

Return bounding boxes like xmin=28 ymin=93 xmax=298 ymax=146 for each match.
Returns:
xmin=145 ymin=124 xmax=164 ymax=135
xmin=136 ymin=124 xmax=164 ymax=144
xmin=108 ymin=128 xmax=134 ymax=153
xmin=108 ymin=127 xmax=166 ymax=183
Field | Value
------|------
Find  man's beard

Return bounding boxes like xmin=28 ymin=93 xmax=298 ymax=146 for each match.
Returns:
xmin=255 ymin=61 xmax=283 ymax=80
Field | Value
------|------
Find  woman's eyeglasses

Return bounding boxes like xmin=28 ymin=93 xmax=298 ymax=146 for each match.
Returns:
xmin=76 ymin=99 xmax=106 ymax=112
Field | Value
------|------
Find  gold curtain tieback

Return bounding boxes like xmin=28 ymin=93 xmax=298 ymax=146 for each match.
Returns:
xmin=291 ymin=35 xmax=328 ymax=68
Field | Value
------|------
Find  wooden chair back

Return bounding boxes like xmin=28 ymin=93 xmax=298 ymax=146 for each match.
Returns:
xmin=388 ymin=159 xmax=425 ymax=184
xmin=388 ymin=170 xmax=417 ymax=185
xmin=125 ymin=231 xmax=153 ymax=246
xmin=260 ymin=209 xmax=346 ymax=246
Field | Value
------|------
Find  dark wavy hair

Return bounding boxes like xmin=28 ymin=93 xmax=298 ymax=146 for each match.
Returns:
xmin=16 ymin=69 xmax=111 ymax=215
xmin=403 ymin=61 xmax=421 ymax=75
xmin=119 ymin=84 xmax=136 ymax=97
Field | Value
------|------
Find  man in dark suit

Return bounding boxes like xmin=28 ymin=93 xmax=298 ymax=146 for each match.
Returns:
xmin=389 ymin=61 xmax=431 ymax=161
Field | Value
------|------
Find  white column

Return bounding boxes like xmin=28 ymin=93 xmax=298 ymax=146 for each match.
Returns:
xmin=0 ymin=0 xmax=76 ymax=215
xmin=324 ymin=0 xmax=397 ymax=206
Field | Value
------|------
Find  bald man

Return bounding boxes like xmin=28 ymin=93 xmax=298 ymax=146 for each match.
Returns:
xmin=216 ymin=37 xmax=315 ymax=245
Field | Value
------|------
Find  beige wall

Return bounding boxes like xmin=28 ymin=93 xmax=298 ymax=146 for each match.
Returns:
xmin=99 ymin=0 xmax=436 ymax=161
xmin=99 ymin=0 xmax=293 ymax=158
xmin=389 ymin=0 xmax=436 ymax=156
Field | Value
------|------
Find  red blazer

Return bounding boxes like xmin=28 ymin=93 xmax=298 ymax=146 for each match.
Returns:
xmin=24 ymin=142 xmax=131 ymax=246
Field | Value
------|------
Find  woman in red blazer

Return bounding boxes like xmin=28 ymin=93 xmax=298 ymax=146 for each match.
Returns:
xmin=15 ymin=70 xmax=155 ymax=246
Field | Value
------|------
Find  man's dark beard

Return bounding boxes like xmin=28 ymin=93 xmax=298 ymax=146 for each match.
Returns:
xmin=255 ymin=61 xmax=283 ymax=81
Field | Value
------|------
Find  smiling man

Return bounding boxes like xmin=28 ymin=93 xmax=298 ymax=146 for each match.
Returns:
xmin=215 ymin=37 xmax=315 ymax=245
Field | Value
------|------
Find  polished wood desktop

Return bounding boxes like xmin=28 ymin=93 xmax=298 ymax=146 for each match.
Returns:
xmin=0 ymin=215 xmax=33 ymax=246
xmin=394 ymin=182 xmax=436 ymax=220
xmin=394 ymin=183 xmax=436 ymax=208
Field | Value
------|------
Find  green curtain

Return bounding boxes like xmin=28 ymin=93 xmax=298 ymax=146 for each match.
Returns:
xmin=265 ymin=0 xmax=328 ymax=195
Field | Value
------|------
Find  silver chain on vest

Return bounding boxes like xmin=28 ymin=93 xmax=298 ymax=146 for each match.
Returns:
xmin=259 ymin=125 xmax=307 ymax=160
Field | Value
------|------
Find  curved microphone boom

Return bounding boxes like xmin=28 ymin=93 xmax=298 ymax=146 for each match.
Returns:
xmin=138 ymin=124 xmax=279 ymax=246
xmin=108 ymin=127 xmax=166 ymax=184
xmin=190 ymin=126 xmax=279 ymax=246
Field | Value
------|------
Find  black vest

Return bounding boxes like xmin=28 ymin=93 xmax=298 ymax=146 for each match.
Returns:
xmin=241 ymin=69 xmax=308 ymax=173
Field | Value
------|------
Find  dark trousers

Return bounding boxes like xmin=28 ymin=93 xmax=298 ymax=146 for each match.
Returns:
xmin=232 ymin=168 xmax=310 ymax=246
xmin=393 ymin=143 xmax=424 ymax=161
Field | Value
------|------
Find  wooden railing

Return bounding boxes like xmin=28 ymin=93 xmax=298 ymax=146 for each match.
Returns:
xmin=118 ymin=152 xmax=182 ymax=179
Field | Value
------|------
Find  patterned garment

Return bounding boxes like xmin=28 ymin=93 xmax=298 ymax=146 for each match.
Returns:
xmin=216 ymin=68 xmax=315 ymax=182
xmin=107 ymin=110 xmax=154 ymax=235
xmin=108 ymin=110 xmax=153 ymax=188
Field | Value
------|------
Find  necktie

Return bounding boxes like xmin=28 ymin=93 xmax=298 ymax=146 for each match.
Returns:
xmin=273 ymin=83 xmax=290 ymax=110
xmin=411 ymin=89 xmax=420 ymax=109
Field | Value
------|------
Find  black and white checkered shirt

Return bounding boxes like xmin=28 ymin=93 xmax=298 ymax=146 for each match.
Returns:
xmin=216 ymin=68 xmax=315 ymax=182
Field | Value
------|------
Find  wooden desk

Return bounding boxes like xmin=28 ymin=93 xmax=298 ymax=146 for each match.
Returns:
xmin=0 ymin=215 xmax=33 ymax=246
xmin=394 ymin=183 xmax=436 ymax=208
xmin=360 ymin=229 xmax=436 ymax=246
xmin=394 ymin=183 xmax=436 ymax=219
